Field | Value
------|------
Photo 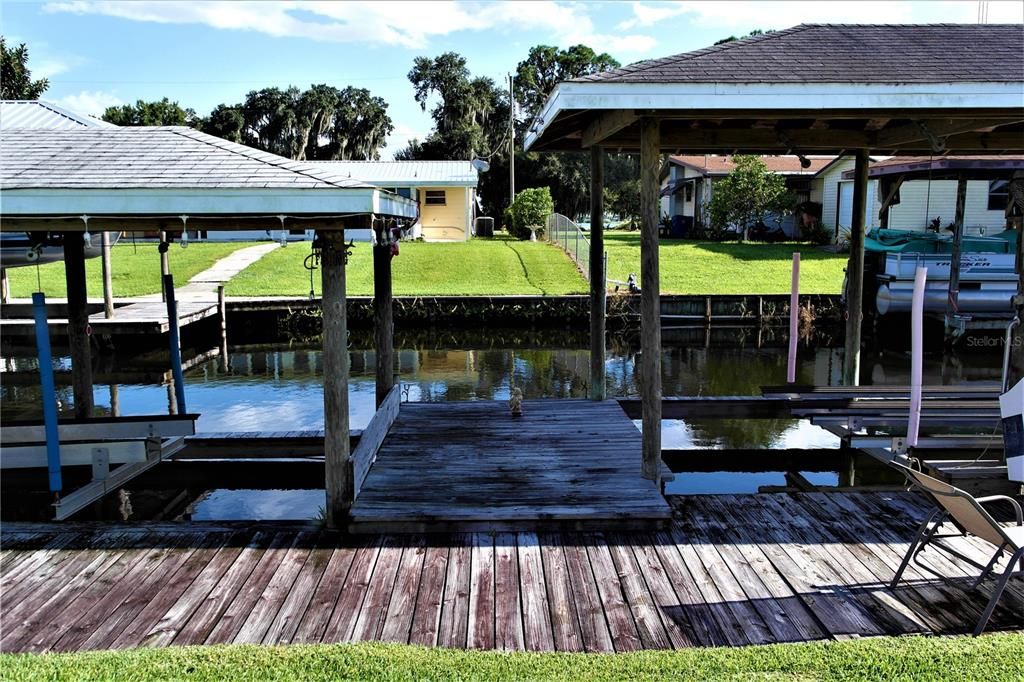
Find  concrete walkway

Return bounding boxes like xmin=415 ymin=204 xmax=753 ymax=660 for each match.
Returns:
xmin=134 ymin=242 xmax=281 ymax=302
xmin=178 ymin=242 xmax=280 ymax=299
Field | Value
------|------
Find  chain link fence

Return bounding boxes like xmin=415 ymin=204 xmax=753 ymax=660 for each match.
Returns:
xmin=545 ymin=213 xmax=593 ymax=281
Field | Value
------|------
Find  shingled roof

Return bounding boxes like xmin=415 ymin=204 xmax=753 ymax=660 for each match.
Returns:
xmin=0 ymin=127 xmax=374 ymax=190
xmin=576 ymin=24 xmax=1024 ymax=84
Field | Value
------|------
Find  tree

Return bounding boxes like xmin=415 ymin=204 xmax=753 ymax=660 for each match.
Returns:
xmin=408 ymin=52 xmax=507 ymax=161
xmin=1 ymin=37 xmax=49 ymax=99
xmin=511 ymin=45 xmax=622 ymax=220
xmin=606 ymin=179 xmax=642 ymax=229
xmin=200 ymin=85 xmax=393 ymax=160
xmin=714 ymin=29 xmax=770 ymax=45
xmin=102 ymin=98 xmax=197 ymax=126
xmin=706 ymin=155 xmax=795 ymax=240
xmin=515 ymin=44 xmax=619 ymax=122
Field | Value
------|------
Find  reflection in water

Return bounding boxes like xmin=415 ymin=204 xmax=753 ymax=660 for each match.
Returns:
xmin=1 ymin=325 xmax=1007 ymax=516
xmin=1 ymin=327 xmax=1005 ymax=451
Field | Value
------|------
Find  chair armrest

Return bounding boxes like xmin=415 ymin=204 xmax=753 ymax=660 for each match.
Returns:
xmin=976 ymin=495 xmax=1024 ymax=525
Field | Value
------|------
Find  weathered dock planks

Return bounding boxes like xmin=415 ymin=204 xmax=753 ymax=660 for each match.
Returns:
xmin=2 ymin=492 xmax=1021 ymax=654
xmin=349 ymin=399 xmax=672 ymax=533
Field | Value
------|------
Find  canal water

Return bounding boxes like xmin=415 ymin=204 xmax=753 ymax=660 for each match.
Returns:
xmin=1 ymin=324 xmax=1005 ymax=520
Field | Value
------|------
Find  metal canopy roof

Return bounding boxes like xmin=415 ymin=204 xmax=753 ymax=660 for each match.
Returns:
xmin=308 ymin=160 xmax=479 ymax=187
xmin=525 ymin=24 xmax=1024 ymax=155
xmin=0 ymin=100 xmax=116 ymax=130
xmin=0 ymin=128 xmax=417 ymax=230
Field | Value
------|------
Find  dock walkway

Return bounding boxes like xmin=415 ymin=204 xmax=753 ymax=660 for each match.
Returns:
xmin=2 ymin=492 xmax=1021 ymax=653
xmin=0 ymin=300 xmax=218 ymax=336
xmin=349 ymin=399 xmax=672 ymax=533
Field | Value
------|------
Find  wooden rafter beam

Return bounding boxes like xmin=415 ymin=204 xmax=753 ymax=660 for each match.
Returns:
xmin=601 ymin=127 xmax=1024 ymax=154
xmin=582 ymin=110 xmax=638 ymax=147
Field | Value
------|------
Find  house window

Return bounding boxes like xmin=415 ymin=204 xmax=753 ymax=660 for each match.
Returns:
xmin=684 ymin=183 xmax=693 ymax=202
xmin=424 ymin=190 xmax=447 ymax=206
xmin=988 ymin=179 xmax=1009 ymax=211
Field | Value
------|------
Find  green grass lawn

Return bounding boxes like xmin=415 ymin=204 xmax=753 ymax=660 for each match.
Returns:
xmin=4 ymin=636 xmax=1023 ymax=681
xmin=226 ymin=235 xmax=588 ymax=297
xmin=605 ymin=232 xmax=847 ymax=295
xmin=6 ymin=241 xmax=256 ymax=299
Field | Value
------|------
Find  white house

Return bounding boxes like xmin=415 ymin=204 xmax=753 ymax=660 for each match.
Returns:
xmin=838 ymin=155 xmax=1022 ymax=237
xmin=660 ymin=155 xmax=836 ymax=236
xmin=660 ymin=153 xmax=1021 ymax=240
xmin=309 ymin=161 xmax=480 ymax=242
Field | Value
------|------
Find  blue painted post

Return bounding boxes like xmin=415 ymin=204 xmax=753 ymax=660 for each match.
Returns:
xmin=32 ymin=292 xmax=62 ymax=494
xmin=163 ymin=274 xmax=187 ymax=414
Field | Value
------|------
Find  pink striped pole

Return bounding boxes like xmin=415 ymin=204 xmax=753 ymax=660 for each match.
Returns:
xmin=787 ymin=252 xmax=801 ymax=383
xmin=906 ymin=265 xmax=928 ymax=448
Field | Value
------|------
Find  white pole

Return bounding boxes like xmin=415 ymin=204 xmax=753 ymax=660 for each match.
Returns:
xmin=907 ymin=265 xmax=928 ymax=448
xmin=786 ymin=252 xmax=801 ymax=383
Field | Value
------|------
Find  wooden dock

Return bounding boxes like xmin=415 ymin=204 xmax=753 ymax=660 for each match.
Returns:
xmin=0 ymin=301 xmax=218 ymax=336
xmin=348 ymin=399 xmax=672 ymax=533
xmin=2 ymin=492 xmax=1021 ymax=653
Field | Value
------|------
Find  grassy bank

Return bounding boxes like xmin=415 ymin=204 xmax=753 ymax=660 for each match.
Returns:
xmin=226 ymin=236 xmax=587 ymax=297
xmin=4 ymin=635 xmax=1023 ymax=681
xmin=6 ymin=241 xmax=255 ymax=299
xmin=605 ymin=232 xmax=846 ymax=295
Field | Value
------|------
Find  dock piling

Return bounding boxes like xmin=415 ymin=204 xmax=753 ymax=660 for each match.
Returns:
xmin=589 ymin=145 xmax=606 ymax=401
xmin=163 ymin=274 xmax=187 ymax=415
xmin=32 ymin=292 xmax=62 ymax=495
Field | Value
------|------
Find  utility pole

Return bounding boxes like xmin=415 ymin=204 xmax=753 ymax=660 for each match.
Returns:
xmin=509 ymin=73 xmax=516 ymax=204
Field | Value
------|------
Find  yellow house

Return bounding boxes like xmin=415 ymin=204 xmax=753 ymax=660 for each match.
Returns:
xmin=310 ymin=161 xmax=479 ymax=241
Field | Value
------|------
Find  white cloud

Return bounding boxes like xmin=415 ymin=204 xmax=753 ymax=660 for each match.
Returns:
xmin=43 ymin=1 xmax=657 ymax=53
xmin=57 ymin=90 xmax=124 ymax=117
xmin=31 ymin=57 xmax=74 ymax=78
xmin=618 ymin=0 xmax=1021 ymax=32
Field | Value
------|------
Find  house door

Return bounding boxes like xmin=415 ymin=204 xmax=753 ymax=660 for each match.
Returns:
xmin=837 ymin=180 xmax=875 ymax=237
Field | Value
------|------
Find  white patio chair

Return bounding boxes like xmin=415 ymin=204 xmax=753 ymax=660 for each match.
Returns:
xmin=889 ymin=461 xmax=1024 ymax=636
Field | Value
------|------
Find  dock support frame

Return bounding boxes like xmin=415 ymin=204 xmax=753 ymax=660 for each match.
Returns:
xmin=64 ymin=231 xmax=94 ymax=418
xmin=373 ymin=222 xmax=395 ymax=408
xmin=322 ymin=229 xmax=352 ymax=529
xmin=589 ymin=145 xmax=607 ymax=401
xmin=843 ymin=150 xmax=870 ymax=387
xmin=639 ymin=117 xmax=662 ymax=482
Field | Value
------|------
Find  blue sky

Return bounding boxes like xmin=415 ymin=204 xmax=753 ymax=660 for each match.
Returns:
xmin=6 ymin=1 xmax=1022 ymax=158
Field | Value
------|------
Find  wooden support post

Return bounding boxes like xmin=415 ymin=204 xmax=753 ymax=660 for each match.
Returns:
xmin=101 ymin=231 xmax=114 ymax=319
xmin=373 ymin=224 xmax=395 ymax=408
xmin=843 ymin=150 xmax=869 ymax=387
xmin=639 ymin=117 xmax=662 ymax=482
xmin=322 ymin=231 xmax=352 ymax=529
xmin=159 ymin=230 xmax=170 ymax=302
xmin=163 ymin=274 xmax=187 ymax=415
xmin=589 ymin=145 xmax=606 ymax=401
xmin=64 ymin=232 xmax=94 ymax=418
xmin=944 ymin=175 xmax=969 ymax=343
